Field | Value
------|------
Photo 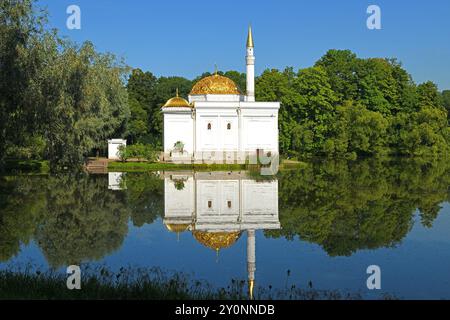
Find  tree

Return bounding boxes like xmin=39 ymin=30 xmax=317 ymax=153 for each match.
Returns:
xmin=40 ymin=41 xmax=129 ymax=170
xmin=442 ymin=90 xmax=450 ymax=111
xmin=389 ymin=109 xmax=449 ymax=157
xmin=127 ymin=96 xmax=149 ymax=144
xmin=442 ymin=90 xmax=450 ymax=122
xmin=0 ymin=0 xmax=129 ymax=171
xmin=356 ymin=58 xmax=399 ymax=116
xmin=387 ymin=82 xmax=449 ymax=157
xmin=417 ymin=81 xmax=443 ymax=109
xmin=314 ymin=49 xmax=359 ymax=103
xmin=126 ymin=69 xmax=157 ymax=143
xmin=290 ymin=67 xmax=338 ymax=155
xmin=326 ymin=101 xmax=389 ymax=157
xmin=256 ymin=68 xmax=300 ymax=154
xmin=0 ymin=0 xmax=48 ymax=168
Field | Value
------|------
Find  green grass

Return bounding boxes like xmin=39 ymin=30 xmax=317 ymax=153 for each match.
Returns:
xmin=0 ymin=266 xmax=393 ymax=300
xmin=4 ymin=159 xmax=49 ymax=174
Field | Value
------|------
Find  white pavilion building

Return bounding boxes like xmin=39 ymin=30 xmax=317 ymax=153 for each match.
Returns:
xmin=161 ymin=27 xmax=280 ymax=163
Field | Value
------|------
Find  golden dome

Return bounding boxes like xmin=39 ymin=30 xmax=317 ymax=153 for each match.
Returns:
xmin=190 ymin=74 xmax=241 ymax=95
xmin=163 ymin=96 xmax=191 ymax=108
xmin=163 ymin=89 xmax=191 ymax=108
xmin=192 ymin=230 xmax=241 ymax=251
xmin=165 ymin=223 xmax=191 ymax=233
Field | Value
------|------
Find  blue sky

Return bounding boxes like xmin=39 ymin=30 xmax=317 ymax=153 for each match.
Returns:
xmin=38 ymin=0 xmax=450 ymax=90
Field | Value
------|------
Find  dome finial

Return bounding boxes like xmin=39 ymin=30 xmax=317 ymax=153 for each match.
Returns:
xmin=176 ymin=87 xmax=179 ymax=97
xmin=214 ymin=63 xmax=218 ymax=76
xmin=247 ymin=25 xmax=254 ymax=48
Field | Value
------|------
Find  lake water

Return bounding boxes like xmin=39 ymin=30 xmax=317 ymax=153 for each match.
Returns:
xmin=1 ymin=158 xmax=450 ymax=299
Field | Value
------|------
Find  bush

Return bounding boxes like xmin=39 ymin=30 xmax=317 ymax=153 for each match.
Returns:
xmin=5 ymin=135 xmax=46 ymax=160
xmin=117 ymin=144 xmax=159 ymax=162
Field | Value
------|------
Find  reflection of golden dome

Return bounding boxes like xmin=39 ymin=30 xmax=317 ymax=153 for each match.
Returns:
xmin=165 ymin=223 xmax=191 ymax=233
xmin=192 ymin=231 xmax=241 ymax=251
xmin=190 ymin=74 xmax=241 ymax=95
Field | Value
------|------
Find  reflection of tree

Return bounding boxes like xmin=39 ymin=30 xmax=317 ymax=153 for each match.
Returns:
xmin=0 ymin=173 xmax=165 ymax=266
xmin=267 ymin=159 xmax=450 ymax=256
xmin=0 ymin=176 xmax=46 ymax=261
xmin=34 ymin=175 xmax=130 ymax=268
xmin=122 ymin=172 xmax=164 ymax=227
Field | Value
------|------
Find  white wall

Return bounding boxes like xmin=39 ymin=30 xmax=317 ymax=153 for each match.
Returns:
xmin=108 ymin=139 xmax=126 ymax=160
xmin=164 ymin=175 xmax=195 ymax=221
xmin=162 ymin=101 xmax=280 ymax=159
xmin=242 ymin=115 xmax=278 ymax=153
xmin=196 ymin=114 xmax=239 ymax=152
xmin=196 ymin=180 xmax=240 ymax=220
xmin=163 ymin=113 xmax=194 ymax=154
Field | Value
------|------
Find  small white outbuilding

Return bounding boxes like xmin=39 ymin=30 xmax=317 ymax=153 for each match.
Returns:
xmin=108 ymin=139 xmax=126 ymax=160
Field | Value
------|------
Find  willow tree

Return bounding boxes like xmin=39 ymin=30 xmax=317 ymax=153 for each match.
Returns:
xmin=0 ymin=0 xmax=48 ymax=167
xmin=0 ymin=0 xmax=129 ymax=171
xmin=39 ymin=41 xmax=129 ymax=170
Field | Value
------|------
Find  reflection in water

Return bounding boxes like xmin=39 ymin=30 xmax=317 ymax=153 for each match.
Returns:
xmin=1 ymin=158 xmax=450 ymax=298
xmin=0 ymin=175 xmax=131 ymax=267
xmin=270 ymin=159 xmax=450 ymax=256
xmin=108 ymin=172 xmax=126 ymax=190
xmin=162 ymin=171 xmax=280 ymax=299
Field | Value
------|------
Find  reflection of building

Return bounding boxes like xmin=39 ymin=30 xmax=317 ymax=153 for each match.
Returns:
xmin=163 ymin=171 xmax=280 ymax=299
xmin=108 ymin=172 xmax=125 ymax=190
xmin=161 ymin=27 xmax=280 ymax=162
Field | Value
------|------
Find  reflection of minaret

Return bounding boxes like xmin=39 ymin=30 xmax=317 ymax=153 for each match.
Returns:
xmin=247 ymin=229 xmax=256 ymax=300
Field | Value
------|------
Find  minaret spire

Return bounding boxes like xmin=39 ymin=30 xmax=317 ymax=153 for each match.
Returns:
xmin=247 ymin=25 xmax=254 ymax=47
xmin=246 ymin=26 xmax=255 ymax=102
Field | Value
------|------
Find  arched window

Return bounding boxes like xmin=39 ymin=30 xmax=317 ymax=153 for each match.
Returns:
xmin=207 ymin=123 xmax=211 ymax=130
xmin=208 ymin=200 xmax=212 ymax=208
xmin=227 ymin=123 xmax=231 ymax=130
xmin=227 ymin=200 xmax=232 ymax=208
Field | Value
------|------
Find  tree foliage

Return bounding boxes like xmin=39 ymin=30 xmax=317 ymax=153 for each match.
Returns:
xmin=255 ymin=49 xmax=449 ymax=158
xmin=1 ymin=0 xmax=129 ymax=171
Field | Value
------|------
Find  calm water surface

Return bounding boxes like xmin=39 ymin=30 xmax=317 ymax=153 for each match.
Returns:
xmin=1 ymin=159 xmax=450 ymax=299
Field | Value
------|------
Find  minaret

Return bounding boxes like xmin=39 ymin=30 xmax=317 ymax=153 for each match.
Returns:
xmin=247 ymin=229 xmax=256 ymax=299
xmin=246 ymin=26 xmax=255 ymax=102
